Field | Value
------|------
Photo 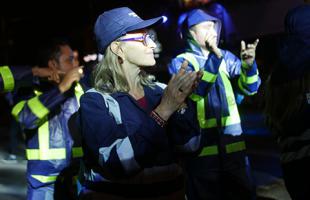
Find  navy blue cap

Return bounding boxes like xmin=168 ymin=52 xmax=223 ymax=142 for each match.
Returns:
xmin=178 ymin=9 xmax=222 ymax=44
xmin=186 ymin=9 xmax=221 ymax=28
xmin=94 ymin=7 xmax=164 ymax=54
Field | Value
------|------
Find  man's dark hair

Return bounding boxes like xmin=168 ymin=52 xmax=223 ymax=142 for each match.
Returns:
xmin=36 ymin=38 xmax=70 ymax=68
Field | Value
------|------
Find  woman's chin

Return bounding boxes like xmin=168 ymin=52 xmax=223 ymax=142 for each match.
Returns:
xmin=140 ymin=59 xmax=156 ymax=67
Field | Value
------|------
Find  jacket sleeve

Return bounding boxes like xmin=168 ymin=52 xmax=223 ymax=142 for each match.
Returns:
xmin=80 ymin=92 xmax=170 ymax=178
xmin=167 ymin=99 xmax=203 ymax=154
xmin=223 ymin=50 xmax=261 ymax=95
xmin=0 ymin=65 xmax=33 ymax=93
xmin=169 ymin=53 xmax=222 ymax=98
xmin=12 ymin=87 xmax=67 ymax=129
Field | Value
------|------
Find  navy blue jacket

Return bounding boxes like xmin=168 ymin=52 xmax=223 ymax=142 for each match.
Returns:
xmin=78 ymin=85 xmax=202 ymax=183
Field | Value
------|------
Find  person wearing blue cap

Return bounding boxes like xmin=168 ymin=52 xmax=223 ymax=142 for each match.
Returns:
xmin=265 ymin=3 xmax=310 ymax=200
xmin=169 ymin=9 xmax=260 ymax=200
xmin=76 ymin=7 xmax=203 ymax=199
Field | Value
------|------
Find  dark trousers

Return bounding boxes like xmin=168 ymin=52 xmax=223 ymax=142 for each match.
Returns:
xmin=185 ymin=151 xmax=256 ymax=200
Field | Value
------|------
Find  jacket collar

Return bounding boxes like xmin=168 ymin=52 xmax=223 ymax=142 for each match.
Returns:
xmin=111 ymin=85 xmax=163 ymax=111
xmin=111 ymin=84 xmax=162 ymax=97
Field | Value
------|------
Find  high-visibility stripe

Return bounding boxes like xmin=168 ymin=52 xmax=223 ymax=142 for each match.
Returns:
xmin=26 ymin=84 xmax=84 ymax=161
xmin=241 ymin=60 xmax=251 ymax=69
xmin=177 ymin=53 xmax=241 ymax=129
xmin=176 ymin=52 xmax=242 ymax=129
xmin=34 ymin=90 xmax=42 ymax=96
xmin=196 ymin=98 xmax=208 ymax=128
xmin=201 ymin=70 xmax=217 ymax=83
xmin=225 ymin=141 xmax=246 ymax=153
xmin=199 ymin=115 xmax=241 ymax=129
xmin=26 ymin=121 xmax=66 ymax=160
xmin=238 ymin=78 xmax=257 ymax=95
xmin=189 ymin=93 xmax=203 ymax=102
xmin=219 ymin=63 xmax=229 ymax=77
xmin=195 ymin=70 xmax=241 ymax=129
xmin=72 ymin=83 xmax=84 ymax=158
xmin=27 ymin=96 xmax=49 ymax=119
xmin=199 ymin=141 xmax=246 ymax=157
xmin=31 ymin=175 xmax=57 ymax=183
xmin=26 ymin=148 xmax=66 ymax=160
xmin=11 ymin=100 xmax=26 ymax=121
xmin=177 ymin=53 xmax=200 ymax=71
xmin=75 ymin=83 xmax=84 ymax=106
xmin=218 ymin=72 xmax=241 ymax=126
xmin=177 ymin=53 xmax=218 ymax=83
xmin=0 ymin=66 xmax=15 ymax=92
xmin=199 ymin=145 xmax=218 ymax=156
xmin=240 ymin=72 xmax=258 ymax=84
xmin=72 ymin=147 xmax=83 ymax=158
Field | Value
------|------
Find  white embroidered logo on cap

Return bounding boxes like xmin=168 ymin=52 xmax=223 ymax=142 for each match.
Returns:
xmin=128 ymin=12 xmax=138 ymax=17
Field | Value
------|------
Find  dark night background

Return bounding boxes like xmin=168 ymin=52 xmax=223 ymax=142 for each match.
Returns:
xmin=0 ymin=0 xmax=304 ymax=112
xmin=0 ymin=0 xmax=179 ymax=65
xmin=0 ymin=0 xmax=303 ymax=67
xmin=0 ymin=0 xmax=306 ymax=199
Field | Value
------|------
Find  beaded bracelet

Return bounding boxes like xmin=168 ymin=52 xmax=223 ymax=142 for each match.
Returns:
xmin=150 ymin=110 xmax=167 ymax=128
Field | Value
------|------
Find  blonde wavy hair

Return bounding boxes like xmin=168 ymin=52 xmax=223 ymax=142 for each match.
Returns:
xmin=93 ymin=44 xmax=156 ymax=93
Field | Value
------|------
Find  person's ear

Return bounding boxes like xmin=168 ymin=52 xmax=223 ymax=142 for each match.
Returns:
xmin=110 ymin=41 xmax=124 ymax=57
xmin=110 ymin=41 xmax=125 ymax=61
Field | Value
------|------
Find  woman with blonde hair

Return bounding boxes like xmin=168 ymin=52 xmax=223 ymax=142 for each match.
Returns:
xmin=77 ymin=7 xmax=203 ymax=199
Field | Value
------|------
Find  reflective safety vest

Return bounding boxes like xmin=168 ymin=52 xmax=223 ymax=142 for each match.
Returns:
xmin=177 ymin=53 xmax=242 ymax=129
xmin=0 ymin=65 xmax=15 ymax=92
xmin=177 ymin=53 xmax=247 ymax=156
xmin=12 ymin=83 xmax=84 ymax=186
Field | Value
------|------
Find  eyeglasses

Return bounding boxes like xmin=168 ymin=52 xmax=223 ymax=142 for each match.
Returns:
xmin=118 ymin=33 xmax=155 ymax=46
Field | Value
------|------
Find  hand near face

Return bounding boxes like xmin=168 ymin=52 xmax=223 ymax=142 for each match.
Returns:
xmin=58 ymin=66 xmax=84 ymax=93
xmin=204 ymin=31 xmax=222 ymax=59
xmin=155 ymin=60 xmax=201 ymax=120
xmin=32 ymin=66 xmax=64 ymax=84
xmin=240 ymin=39 xmax=259 ymax=68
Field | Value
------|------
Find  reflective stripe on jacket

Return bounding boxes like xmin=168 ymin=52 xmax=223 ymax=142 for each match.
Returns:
xmin=169 ymin=46 xmax=260 ymax=135
xmin=12 ymin=83 xmax=84 ymax=188
xmin=0 ymin=66 xmax=15 ymax=92
xmin=1 ymin=65 xmax=34 ymax=93
xmin=79 ymin=85 xmax=202 ymax=183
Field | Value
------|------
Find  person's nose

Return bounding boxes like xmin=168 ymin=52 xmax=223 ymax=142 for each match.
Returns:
xmin=147 ymin=39 xmax=157 ymax=49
